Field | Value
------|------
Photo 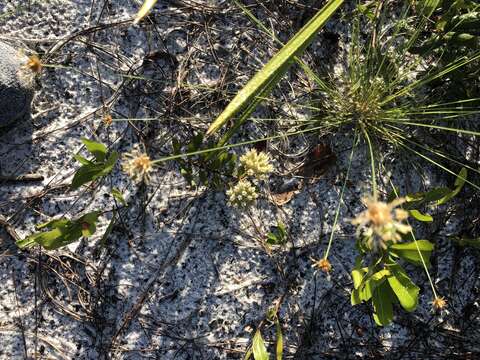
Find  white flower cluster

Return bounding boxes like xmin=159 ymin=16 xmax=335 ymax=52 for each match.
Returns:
xmin=239 ymin=149 xmax=273 ymax=179
xmin=351 ymin=196 xmax=412 ymax=252
xmin=226 ymin=180 xmax=258 ymax=208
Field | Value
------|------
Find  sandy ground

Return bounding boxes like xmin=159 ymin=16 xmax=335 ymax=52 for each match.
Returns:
xmin=0 ymin=1 xmax=479 ymax=359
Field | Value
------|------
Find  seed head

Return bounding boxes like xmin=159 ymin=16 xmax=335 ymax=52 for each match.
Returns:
xmin=432 ymin=296 xmax=447 ymax=311
xmin=352 ymin=196 xmax=412 ymax=251
xmin=226 ymin=179 xmax=258 ymax=208
xmin=239 ymin=149 xmax=273 ymax=179
xmin=24 ymin=54 xmax=42 ymax=74
xmin=103 ymin=113 xmax=113 ymax=126
xmin=311 ymin=257 xmax=332 ymax=273
xmin=122 ymin=149 xmax=153 ymax=183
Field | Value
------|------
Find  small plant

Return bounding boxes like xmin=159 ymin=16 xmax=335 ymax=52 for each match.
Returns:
xmin=193 ymin=0 xmax=479 ymax=326
xmin=72 ymin=138 xmax=118 ymax=189
xmin=18 ymin=138 xmax=122 ymax=250
xmin=172 ymin=134 xmax=237 ymax=188
xmin=17 ymin=211 xmax=100 ymax=250
xmin=244 ymin=306 xmax=284 ymax=360
xmin=350 ymin=167 xmax=467 ymax=325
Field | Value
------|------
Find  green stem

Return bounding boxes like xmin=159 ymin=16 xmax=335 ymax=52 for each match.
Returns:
xmin=362 ymin=127 xmax=378 ymax=199
xmin=324 ymin=131 xmax=359 ymax=259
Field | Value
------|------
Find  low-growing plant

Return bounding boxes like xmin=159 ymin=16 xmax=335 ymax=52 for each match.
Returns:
xmin=17 ymin=138 xmax=124 ymax=250
xmin=188 ymin=0 xmax=480 ymax=327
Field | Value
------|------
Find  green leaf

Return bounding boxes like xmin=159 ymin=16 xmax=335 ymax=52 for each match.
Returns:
xmin=372 ymin=281 xmax=394 ymax=326
xmin=390 ymin=240 xmax=434 ymax=267
xmin=206 ymin=0 xmax=344 ymax=135
xmin=71 ymin=151 xmax=118 ymax=190
xmin=17 ymin=212 xmax=101 ymax=250
xmin=352 ymin=269 xmax=389 ymax=305
xmin=387 ymin=264 xmax=419 ymax=312
xmin=73 ymin=154 xmax=93 ymax=166
xmin=81 ymin=138 xmax=107 ymax=162
xmin=111 ymin=188 xmax=127 ymax=206
xmin=452 ymin=236 xmax=480 ymax=248
xmin=436 ymin=167 xmax=467 ymax=205
xmin=405 ymin=187 xmax=450 ymax=204
xmin=252 ymin=330 xmax=269 ymax=360
xmin=36 ymin=218 xmax=69 ymax=230
xmin=71 ymin=164 xmax=105 ymax=190
xmin=418 ymin=0 xmax=441 ymax=16
xmin=79 ymin=212 xmax=100 ymax=237
xmin=351 ymin=257 xmax=366 ymax=289
xmin=409 ymin=209 xmax=433 ymax=222
xmin=275 ymin=319 xmax=283 ymax=360
xmin=266 ymin=233 xmax=279 ymax=245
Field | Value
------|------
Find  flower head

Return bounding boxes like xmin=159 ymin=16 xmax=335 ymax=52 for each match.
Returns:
xmin=311 ymin=257 xmax=332 ymax=273
xmin=103 ymin=113 xmax=113 ymax=126
xmin=352 ymin=196 xmax=411 ymax=251
xmin=239 ymin=149 xmax=273 ymax=179
xmin=432 ymin=296 xmax=447 ymax=311
xmin=122 ymin=149 xmax=153 ymax=183
xmin=24 ymin=54 xmax=42 ymax=74
xmin=226 ymin=179 xmax=258 ymax=208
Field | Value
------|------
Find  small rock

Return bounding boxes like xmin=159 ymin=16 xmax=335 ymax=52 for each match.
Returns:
xmin=0 ymin=41 xmax=34 ymax=127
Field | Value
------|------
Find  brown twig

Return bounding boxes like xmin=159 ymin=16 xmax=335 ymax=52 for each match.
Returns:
xmin=0 ymin=173 xmax=44 ymax=183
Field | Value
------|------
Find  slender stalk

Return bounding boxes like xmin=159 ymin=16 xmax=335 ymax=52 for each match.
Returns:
xmin=324 ymin=131 xmax=359 ymax=259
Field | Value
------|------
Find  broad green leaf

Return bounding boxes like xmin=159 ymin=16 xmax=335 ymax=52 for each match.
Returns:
xmin=36 ymin=218 xmax=69 ymax=230
xmin=71 ymin=151 xmax=118 ymax=190
xmin=252 ymin=330 xmax=269 ymax=360
xmin=81 ymin=138 xmax=107 ymax=162
xmin=134 ymin=0 xmax=157 ymax=24
xmin=352 ymin=269 xmax=389 ymax=305
xmin=71 ymin=163 xmax=105 ymax=190
xmin=74 ymin=154 xmax=93 ymax=166
xmin=79 ymin=212 xmax=100 ymax=237
xmin=387 ymin=265 xmax=419 ymax=312
xmin=390 ymin=240 xmax=434 ymax=267
xmin=98 ymin=151 xmax=119 ymax=177
xmin=405 ymin=187 xmax=450 ymax=204
xmin=206 ymin=0 xmax=344 ymax=135
xmin=351 ymin=267 xmax=366 ymax=290
xmin=18 ymin=212 xmax=100 ymax=250
xmin=409 ymin=209 xmax=433 ymax=222
xmin=372 ymin=281 xmax=394 ymax=326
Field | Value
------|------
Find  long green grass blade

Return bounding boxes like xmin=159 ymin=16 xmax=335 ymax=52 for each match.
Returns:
xmin=134 ymin=0 xmax=158 ymax=24
xmin=206 ymin=0 xmax=344 ymax=135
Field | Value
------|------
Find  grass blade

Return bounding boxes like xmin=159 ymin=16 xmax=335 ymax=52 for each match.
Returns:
xmin=206 ymin=0 xmax=344 ymax=135
xmin=134 ymin=0 xmax=157 ymax=24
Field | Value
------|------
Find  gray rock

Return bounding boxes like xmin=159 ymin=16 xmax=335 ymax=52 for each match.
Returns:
xmin=0 ymin=41 xmax=34 ymax=127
